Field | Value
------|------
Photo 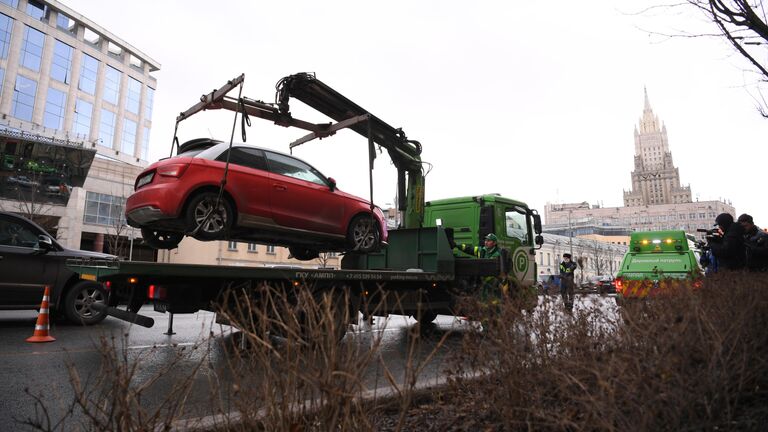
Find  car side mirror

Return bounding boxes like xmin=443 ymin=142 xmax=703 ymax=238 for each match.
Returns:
xmin=327 ymin=177 xmax=336 ymax=192
xmin=37 ymin=235 xmax=54 ymax=254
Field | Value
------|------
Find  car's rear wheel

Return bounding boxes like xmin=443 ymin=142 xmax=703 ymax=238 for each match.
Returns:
xmin=141 ymin=228 xmax=183 ymax=249
xmin=347 ymin=214 xmax=380 ymax=252
xmin=63 ymin=281 xmax=107 ymax=325
xmin=186 ymin=191 xmax=233 ymax=240
xmin=288 ymin=246 xmax=320 ymax=261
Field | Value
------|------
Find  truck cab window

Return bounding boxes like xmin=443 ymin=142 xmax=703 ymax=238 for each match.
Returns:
xmin=505 ymin=209 xmax=529 ymax=243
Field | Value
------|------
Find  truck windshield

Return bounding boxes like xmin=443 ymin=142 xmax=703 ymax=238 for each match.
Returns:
xmin=505 ymin=208 xmax=530 ymax=243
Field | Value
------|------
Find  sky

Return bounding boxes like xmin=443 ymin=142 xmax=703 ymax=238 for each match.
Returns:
xmin=65 ymin=0 xmax=768 ymax=225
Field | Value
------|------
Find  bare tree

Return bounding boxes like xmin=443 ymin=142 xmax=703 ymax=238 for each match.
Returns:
xmin=588 ymin=239 xmax=608 ymax=276
xmin=0 ymin=171 xmax=58 ymax=233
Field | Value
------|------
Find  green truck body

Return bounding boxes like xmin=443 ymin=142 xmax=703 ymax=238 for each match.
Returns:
xmin=615 ymin=230 xmax=702 ymax=301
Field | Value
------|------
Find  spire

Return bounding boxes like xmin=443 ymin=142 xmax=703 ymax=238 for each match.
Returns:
xmin=644 ymin=86 xmax=651 ymax=111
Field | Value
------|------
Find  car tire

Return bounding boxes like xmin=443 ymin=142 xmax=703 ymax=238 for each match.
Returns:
xmin=185 ymin=192 xmax=233 ymax=240
xmin=347 ymin=214 xmax=380 ymax=253
xmin=141 ymin=228 xmax=183 ymax=249
xmin=63 ymin=281 xmax=108 ymax=325
xmin=289 ymin=246 xmax=320 ymax=261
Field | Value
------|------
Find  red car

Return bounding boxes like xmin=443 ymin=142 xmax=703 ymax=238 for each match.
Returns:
xmin=126 ymin=139 xmax=387 ymax=260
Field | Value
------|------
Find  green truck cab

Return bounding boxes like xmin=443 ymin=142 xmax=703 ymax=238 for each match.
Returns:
xmin=614 ymin=230 xmax=702 ymax=302
xmin=423 ymin=194 xmax=543 ymax=291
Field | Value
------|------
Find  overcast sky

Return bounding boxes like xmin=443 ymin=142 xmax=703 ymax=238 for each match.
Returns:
xmin=66 ymin=0 xmax=768 ymax=225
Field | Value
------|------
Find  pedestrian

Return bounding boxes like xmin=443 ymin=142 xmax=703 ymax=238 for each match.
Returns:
xmin=737 ymin=214 xmax=768 ymax=272
xmin=559 ymin=253 xmax=577 ymax=311
xmin=708 ymin=213 xmax=746 ymax=271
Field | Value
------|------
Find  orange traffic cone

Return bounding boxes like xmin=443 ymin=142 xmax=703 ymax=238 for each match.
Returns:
xmin=26 ymin=285 xmax=56 ymax=343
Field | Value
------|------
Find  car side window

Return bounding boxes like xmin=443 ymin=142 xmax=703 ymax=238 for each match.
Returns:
xmin=505 ymin=208 xmax=530 ymax=244
xmin=265 ymin=152 xmax=327 ymax=186
xmin=0 ymin=217 xmax=40 ymax=248
xmin=216 ymin=147 xmax=268 ymax=171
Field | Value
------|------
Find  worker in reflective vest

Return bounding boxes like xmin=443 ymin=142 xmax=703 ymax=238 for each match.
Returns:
xmin=559 ymin=253 xmax=577 ymax=311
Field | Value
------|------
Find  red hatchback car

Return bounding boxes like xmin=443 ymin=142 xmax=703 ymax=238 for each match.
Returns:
xmin=126 ymin=139 xmax=387 ymax=260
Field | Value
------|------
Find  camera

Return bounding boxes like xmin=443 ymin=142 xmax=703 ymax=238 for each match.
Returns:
xmin=697 ymin=227 xmax=722 ymax=243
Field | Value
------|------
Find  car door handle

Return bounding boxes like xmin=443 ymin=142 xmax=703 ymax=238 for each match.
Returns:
xmin=273 ymin=184 xmax=287 ymax=191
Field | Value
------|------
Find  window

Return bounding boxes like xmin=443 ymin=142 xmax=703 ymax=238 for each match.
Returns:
xmin=43 ymin=87 xmax=66 ymax=130
xmin=56 ymin=12 xmax=76 ymax=34
xmin=11 ymin=75 xmax=36 ymax=121
xmin=217 ymin=147 xmax=267 ymax=171
xmin=141 ymin=127 xmax=150 ymax=160
xmin=0 ymin=13 xmax=11 ymax=59
xmin=103 ymin=65 xmax=121 ymax=105
xmin=107 ymin=41 xmax=122 ymax=58
xmin=19 ymin=25 xmax=44 ymax=71
xmin=266 ymin=245 xmax=275 ymax=254
xmin=129 ymin=54 xmax=142 ymax=70
xmin=25 ymin=0 xmax=45 ymax=21
xmin=84 ymin=192 xmax=126 ymax=226
xmin=50 ymin=40 xmax=73 ymax=83
xmin=0 ymin=1 xmax=19 ymax=9
xmin=99 ymin=109 xmax=116 ymax=147
xmin=699 ymin=213 xmax=706 ymax=219
xmin=145 ymin=86 xmax=155 ymax=119
xmin=265 ymin=151 xmax=326 ymax=185
xmin=227 ymin=241 xmax=237 ymax=251
xmin=126 ymin=77 xmax=141 ymax=114
xmin=247 ymin=243 xmax=257 ymax=253
xmin=0 ymin=216 xmax=38 ymax=247
xmin=78 ymin=54 xmax=99 ymax=95
xmin=689 ymin=213 xmax=696 ymax=219
xmin=83 ymin=27 xmax=99 ymax=45
xmin=505 ymin=207 xmax=530 ymax=243
xmin=73 ymin=99 xmax=93 ymax=137
xmin=121 ymin=118 xmax=137 ymax=155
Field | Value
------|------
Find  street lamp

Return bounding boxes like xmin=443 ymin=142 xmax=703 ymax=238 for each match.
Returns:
xmin=568 ymin=209 xmax=574 ymax=256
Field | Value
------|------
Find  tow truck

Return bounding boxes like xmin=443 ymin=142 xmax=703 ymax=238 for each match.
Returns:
xmin=69 ymin=73 xmax=544 ymax=332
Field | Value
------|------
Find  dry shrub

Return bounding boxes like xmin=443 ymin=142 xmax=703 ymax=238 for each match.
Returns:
xmin=209 ymin=281 xmax=450 ymax=432
xmin=442 ymin=273 xmax=768 ymax=431
xmin=21 ymin=334 xmax=205 ymax=432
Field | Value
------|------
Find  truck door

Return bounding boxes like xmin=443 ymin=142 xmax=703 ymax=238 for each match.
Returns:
xmin=504 ymin=207 xmax=535 ymax=285
xmin=264 ymin=151 xmax=345 ymax=234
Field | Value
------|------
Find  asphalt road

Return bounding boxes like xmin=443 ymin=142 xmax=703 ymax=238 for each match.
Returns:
xmin=0 ymin=294 xmax=618 ymax=431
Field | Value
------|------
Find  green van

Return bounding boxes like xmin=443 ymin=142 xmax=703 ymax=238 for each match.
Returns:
xmin=614 ymin=230 xmax=702 ymax=303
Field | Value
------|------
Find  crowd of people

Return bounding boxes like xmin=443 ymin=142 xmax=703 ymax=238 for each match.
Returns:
xmin=700 ymin=213 xmax=768 ymax=273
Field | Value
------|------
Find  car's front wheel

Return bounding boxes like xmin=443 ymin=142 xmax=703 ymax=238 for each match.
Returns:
xmin=347 ymin=214 xmax=380 ymax=253
xmin=185 ymin=192 xmax=233 ymax=241
xmin=289 ymin=246 xmax=320 ymax=261
xmin=63 ymin=281 xmax=108 ymax=325
xmin=141 ymin=228 xmax=183 ymax=249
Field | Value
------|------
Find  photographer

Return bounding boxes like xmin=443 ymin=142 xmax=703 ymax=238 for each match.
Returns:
xmin=738 ymin=214 xmax=768 ymax=272
xmin=708 ymin=213 xmax=746 ymax=271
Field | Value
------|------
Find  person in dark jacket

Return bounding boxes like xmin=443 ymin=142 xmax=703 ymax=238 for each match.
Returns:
xmin=708 ymin=213 xmax=746 ymax=271
xmin=559 ymin=253 xmax=578 ymax=311
xmin=738 ymin=214 xmax=768 ymax=272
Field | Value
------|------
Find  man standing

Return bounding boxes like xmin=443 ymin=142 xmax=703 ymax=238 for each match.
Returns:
xmin=738 ymin=214 xmax=768 ymax=272
xmin=709 ymin=213 xmax=746 ymax=271
xmin=559 ymin=253 xmax=577 ymax=311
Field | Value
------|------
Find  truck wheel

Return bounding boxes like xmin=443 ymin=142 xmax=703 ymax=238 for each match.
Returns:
xmin=63 ymin=281 xmax=108 ymax=325
xmin=415 ymin=311 xmax=437 ymax=324
xmin=347 ymin=214 xmax=380 ymax=252
xmin=186 ymin=192 xmax=233 ymax=240
xmin=141 ymin=228 xmax=183 ymax=249
xmin=288 ymin=247 xmax=320 ymax=261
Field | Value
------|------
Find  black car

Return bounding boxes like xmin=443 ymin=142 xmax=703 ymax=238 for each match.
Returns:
xmin=0 ymin=212 xmax=116 ymax=324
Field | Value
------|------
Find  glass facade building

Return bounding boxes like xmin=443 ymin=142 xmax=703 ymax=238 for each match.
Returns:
xmin=0 ymin=0 xmax=160 ymax=257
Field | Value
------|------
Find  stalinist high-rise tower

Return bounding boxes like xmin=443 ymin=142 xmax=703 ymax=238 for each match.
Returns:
xmin=623 ymin=88 xmax=692 ymax=207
